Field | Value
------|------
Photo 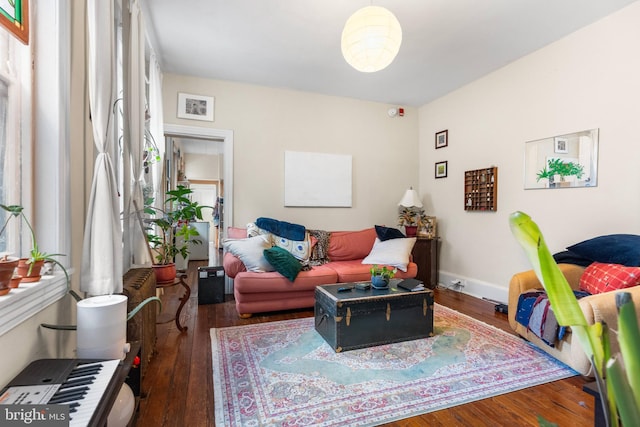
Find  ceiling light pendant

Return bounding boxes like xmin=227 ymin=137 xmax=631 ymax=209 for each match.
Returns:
xmin=341 ymin=5 xmax=402 ymax=73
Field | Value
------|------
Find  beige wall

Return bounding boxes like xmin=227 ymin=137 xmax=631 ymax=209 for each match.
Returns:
xmin=163 ymin=76 xmax=420 ymax=231
xmin=184 ymin=153 xmax=220 ymax=180
xmin=419 ymin=2 xmax=640 ymax=301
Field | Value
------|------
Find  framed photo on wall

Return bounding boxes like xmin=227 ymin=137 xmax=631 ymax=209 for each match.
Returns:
xmin=554 ymin=137 xmax=568 ymax=153
xmin=435 ymin=161 xmax=448 ymax=179
xmin=177 ymin=92 xmax=215 ymax=122
xmin=435 ymin=130 xmax=448 ymax=149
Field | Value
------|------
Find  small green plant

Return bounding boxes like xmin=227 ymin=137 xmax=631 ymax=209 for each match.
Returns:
xmin=369 ymin=265 xmax=396 ymax=279
xmin=1 ymin=204 xmax=66 ymax=275
xmin=145 ymin=186 xmax=211 ymax=265
xmin=510 ymin=211 xmax=640 ymax=426
xmin=536 ymin=158 xmax=584 ymax=182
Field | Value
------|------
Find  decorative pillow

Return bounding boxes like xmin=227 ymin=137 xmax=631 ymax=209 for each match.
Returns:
xmin=263 ymin=246 xmax=302 ymax=282
xmin=256 ymin=217 xmax=306 ymax=241
xmin=579 ymin=262 xmax=640 ymax=294
xmin=553 ymin=250 xmax=594 ymax=267
xmin=272 ymin=233 xmax=313 ymax=261
xmin=223 ymin=235 xmax=274 ymax=272
xmin=375 ymin=225 xmax=405 ymax=241
xmin=329 ymin=228 xmax=377 ymax=261
xmin=246 ymin=222 xmax=270 ymax=238
xmin=247 ymin=222 xmax=312 ymax=261
xmin=567 ymin=234 xmax=640 ymax=267
xmin=361 ymin=237 xmax=417 ymax=272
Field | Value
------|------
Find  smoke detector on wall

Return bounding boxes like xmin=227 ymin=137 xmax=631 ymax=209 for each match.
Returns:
xmin=388 ymin=107 xmax=405 ymax=117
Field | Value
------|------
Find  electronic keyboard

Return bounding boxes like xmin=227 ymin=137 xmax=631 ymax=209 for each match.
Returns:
xmin=0 ymin=358 xmax=122 ymax=427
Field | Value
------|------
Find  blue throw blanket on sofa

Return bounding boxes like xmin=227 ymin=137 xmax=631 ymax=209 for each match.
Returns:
xmin=516 ymin=289 xmax=590 ymax=346
xmin=256 ymin=217 xmax=306 ymax=241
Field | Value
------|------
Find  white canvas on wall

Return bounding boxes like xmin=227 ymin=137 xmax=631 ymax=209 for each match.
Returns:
xmin=284 ymin=151 xmax=352 ymax=207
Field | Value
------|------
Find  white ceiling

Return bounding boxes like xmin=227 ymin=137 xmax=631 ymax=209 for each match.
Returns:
xmin=142 ymin=0 xmax=636 ymax=108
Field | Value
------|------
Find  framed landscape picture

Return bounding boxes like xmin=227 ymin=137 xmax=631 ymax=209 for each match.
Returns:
xmin=177 ymin=92 xmax=215 ymax=121
xmin=435 ymin=130 xmax=448 ymax=149
xmin=435 ymin=161 xmax=448 ymax=179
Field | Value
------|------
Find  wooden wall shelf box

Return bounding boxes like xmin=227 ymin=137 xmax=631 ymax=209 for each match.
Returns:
xmin=464 ymin=167 xmax=498 ymax=211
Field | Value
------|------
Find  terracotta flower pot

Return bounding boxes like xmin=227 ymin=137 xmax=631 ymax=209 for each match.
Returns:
xmin=152 ymin=263 xmax=177 ymax=284
xmin=9 ymin=275 xmax=23 ymax=288
xmin=0 ymin=257 xmax=19 ymax=296
xmin=16 ymin=259 xmax=45 ymax=283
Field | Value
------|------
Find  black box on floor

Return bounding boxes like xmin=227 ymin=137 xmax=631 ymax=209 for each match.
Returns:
xmin=198 ymin=266 xmax=225 ymax=304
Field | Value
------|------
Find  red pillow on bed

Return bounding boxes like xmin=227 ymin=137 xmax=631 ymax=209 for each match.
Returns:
xmin=579 ymin=262 xmax=640 ymax=294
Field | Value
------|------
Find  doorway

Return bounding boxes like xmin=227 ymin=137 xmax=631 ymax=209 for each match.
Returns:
xmin=163 ymin=124 xmax=233 ymax=267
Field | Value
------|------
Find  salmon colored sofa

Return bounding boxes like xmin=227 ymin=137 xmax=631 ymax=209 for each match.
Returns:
xmin=223 ymin=227 xmax=418 ymax=318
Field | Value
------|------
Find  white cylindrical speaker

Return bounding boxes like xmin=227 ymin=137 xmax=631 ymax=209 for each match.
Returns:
xmin=77 ymin=294 xmax=128 ymax=360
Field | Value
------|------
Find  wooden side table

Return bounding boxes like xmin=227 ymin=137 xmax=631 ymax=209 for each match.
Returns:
xmin=156 ymin=273 xmax=191 ymax=332
xmin=411 ymin=237 xmax=439 ymax=289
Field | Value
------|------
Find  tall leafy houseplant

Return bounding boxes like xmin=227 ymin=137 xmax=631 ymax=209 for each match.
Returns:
xmin=145 ymin=186 xmax=209 ymax=281
xmin=509 ymin=211 xmax=640 ymax=426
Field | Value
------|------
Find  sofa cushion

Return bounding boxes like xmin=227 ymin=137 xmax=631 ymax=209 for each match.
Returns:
xmin=361 ymin=237 xmax=417 ymax=272
xmin=233 ymin=266 xmax=338 ymax=293
xmin=328 ymin=228 xmax=377 ymax=261
xmin=579 ymin=262 xmax=640 ymax=294
xmin=375 ymin=225 xmax=405 ymax=241
xmin=223 ymin=235 xmax=274 ymax=272
xmin=227 ymin=227 xmax=248 ymax=239
xmin=567 ymin=234 xmax=640 ymax=267
xmin=263 ymin=246 xmax=302 ymax=282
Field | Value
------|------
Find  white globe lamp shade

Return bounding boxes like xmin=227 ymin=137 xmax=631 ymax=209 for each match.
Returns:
xmin=341 ymin=6 xmax=402 ymax=73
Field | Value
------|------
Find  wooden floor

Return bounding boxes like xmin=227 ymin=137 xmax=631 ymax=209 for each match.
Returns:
xmin=135 ymin=258 xmax=595 ymax=426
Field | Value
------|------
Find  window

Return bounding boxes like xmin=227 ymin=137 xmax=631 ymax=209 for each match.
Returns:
xmin=0 ymin=23 xmax=29 ymax=257
xmin=0 ymin=1 xmax=70 ymax=336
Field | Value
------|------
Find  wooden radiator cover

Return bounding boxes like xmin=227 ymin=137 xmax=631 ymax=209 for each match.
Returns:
xmin=123 ymin=268 xmax=157 ymax=381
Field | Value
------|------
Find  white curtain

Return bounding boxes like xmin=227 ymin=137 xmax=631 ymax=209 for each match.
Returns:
xmin=148 ymin=52 xmax=165 ymax=213
xmin=125 ymin=0 xmax=150 ymax=266
xmin=81 ymin=0 xmax=123 ymax=295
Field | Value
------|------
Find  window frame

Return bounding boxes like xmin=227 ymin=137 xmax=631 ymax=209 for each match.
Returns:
xmin=0 ymin=0 xmax=71 ymax=336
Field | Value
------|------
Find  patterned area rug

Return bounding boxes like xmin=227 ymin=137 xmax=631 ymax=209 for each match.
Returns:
xmin=211 ymin=304 xmax=576 ymax=426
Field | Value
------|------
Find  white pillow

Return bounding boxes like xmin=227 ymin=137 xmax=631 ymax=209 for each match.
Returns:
xmin=362 ymin=237 xmax=417 ymax=272
xmin=223 ymin=235 xmax=274 ymax=272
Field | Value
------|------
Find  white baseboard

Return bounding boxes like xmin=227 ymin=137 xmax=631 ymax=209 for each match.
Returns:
xmin=437 ymin=271 xmax=508 ymax=304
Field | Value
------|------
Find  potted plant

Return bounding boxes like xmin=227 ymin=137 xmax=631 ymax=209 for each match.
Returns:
xmin=398 ymin=206 xmax=427 ymax=237
xmin=510 ymin=211 xmax=639 ymax=426
xmin=145 ymin=186 xmax=210 ymax=283
xmin=369 ymin=264 xmax=396 ymax=289
xmin=537 ymin=158 xmax=584 ymax=187
xmin=0 ymin=204 xmax=70 ymax=292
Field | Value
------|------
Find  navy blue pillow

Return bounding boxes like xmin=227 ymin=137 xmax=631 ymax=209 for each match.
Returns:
xmin=553 ymin=251 xmax=594 ymax=267
xmin=375 ymin=225 xmax=405 ymax=241
xmin=566 ymin=234 xmax=640 ymax=267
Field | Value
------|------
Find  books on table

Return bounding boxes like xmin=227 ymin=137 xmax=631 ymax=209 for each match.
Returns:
xmin=397 ymin=278 xmax=425 ymax=292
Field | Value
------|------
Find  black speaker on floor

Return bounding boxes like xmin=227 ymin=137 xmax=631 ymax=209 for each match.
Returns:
xmin=198 ymin=266 xmax=225 ymax=304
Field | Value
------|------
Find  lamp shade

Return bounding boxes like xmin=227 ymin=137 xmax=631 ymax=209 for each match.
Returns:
xmin=398 ymin=188 xmax=423 ymax=208
xmin=341 ymin=6 xmax=402 ymax=73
